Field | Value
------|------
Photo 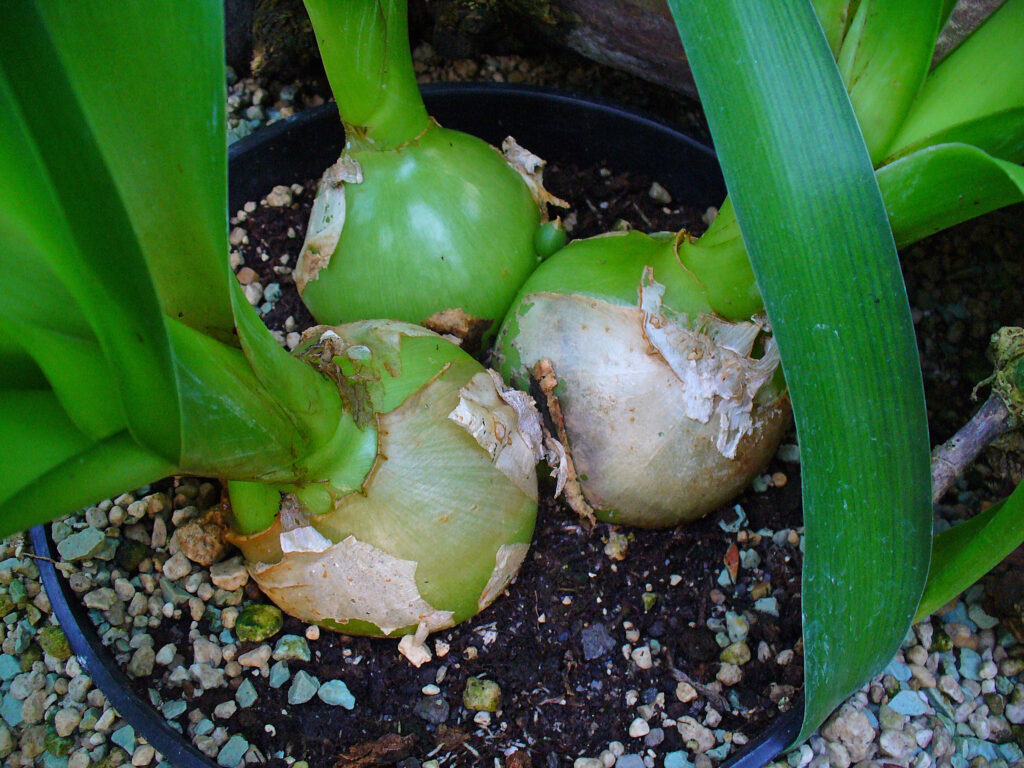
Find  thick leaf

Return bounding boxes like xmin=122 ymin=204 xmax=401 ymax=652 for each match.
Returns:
xmin=889 ymin=106 xmax=1024 ymax=166
xmin=0 ymin=5 xmax=182 ymax=462
xmin=32 ymin=1 xmax=235 ymax=341
xmin=879 ymin=142 xmax=1024 ymax=247
xmin=667 ymin=0 xmax=932 ymax=744
xmin=0 ymin=318 xmax=123 ymax=440
xmin=0 ymin=427 xmax=174 ymax=538
xmin=834 ymin=1 xmax=943 ymax=164
xmin=228 ymin=281 xmax=343 ymax=457
xmin=916 ymin=480 xmax=1024 ymax=621
xmin=811 ymin=0 xmax=853 ymax=56
xmin=169 ymin=316 xmax=340 ymax=480
xmin=888 ymin=0 xmax=1024 ymax=161
xmin=0 ymin=391 xmax=93 ymax=507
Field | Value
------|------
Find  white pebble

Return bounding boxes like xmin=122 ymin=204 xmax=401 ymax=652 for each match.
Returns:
xmin=221 ymin=607 xmax=239 ymax=630
xmin=132 ymin=744 xmax=156 ymax=766
xmin=162 ymin=552 xmax=191 ymax=581
xmin=628 ymin=717 xmax=650 ymax=738
xmin=675 ymin=682 xmax=697 ymax=703
xmin=237 ymin=645 xmax=272 ymax=669
xmin=631 ymin=646 xmax=653 ymax=670
xmin=244 ymin=282 xmax=263 ymax=305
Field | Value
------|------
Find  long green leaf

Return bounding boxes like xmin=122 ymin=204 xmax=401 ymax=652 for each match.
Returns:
xmin=667 ymin=0 xmax=932 ymax=744
xmin=32 ymin=0 xmax=236 ymax=341
xmin=0 ymin=5 xmax=182 ymax=462
xmin=0 ymin=318 xmax=123 ymax=440
xmin=834 ymin=1 xmax=943 ymax=164
xmin=0 ymin=391 xmax=94 ymax=507
xmin=890 ymin=107 xmax=1024 ymax=165
xmin=880 ymin=142 xmax=1024 ymax=247
xmin=888 ymin=0 xmax=1024 ymax=160
xmin=169 ymin=317 xmax=340 ymax=480
xmin=0 ymin=428 xmax=174 ymax=538
xmin=811 ymin=0 xmax=853 ymax=56
xmin=916 ymin=480 xmax=1024 ymax=621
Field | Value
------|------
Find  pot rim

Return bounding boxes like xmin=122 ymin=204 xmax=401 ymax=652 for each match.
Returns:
xmin=32 ymin=81 xmax=800 ymax=768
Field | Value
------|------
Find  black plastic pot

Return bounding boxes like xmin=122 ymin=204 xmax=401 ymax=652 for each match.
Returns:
xmin=33 ymin=82 xmax=800 ymax=768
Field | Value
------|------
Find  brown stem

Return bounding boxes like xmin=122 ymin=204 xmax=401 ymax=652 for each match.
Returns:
xmin=931 ymin=394 xmax=1017 ymax=504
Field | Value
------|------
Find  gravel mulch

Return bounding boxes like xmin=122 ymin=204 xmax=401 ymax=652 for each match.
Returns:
xmin=3 ymin=28 xmax=1023 ymax=768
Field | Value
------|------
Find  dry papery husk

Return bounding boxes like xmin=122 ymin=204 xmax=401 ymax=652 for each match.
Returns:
xmin=229 ymin=325 xmax=551 ymax=638
xmin=507 ymin=269 xmax=791 ymax=528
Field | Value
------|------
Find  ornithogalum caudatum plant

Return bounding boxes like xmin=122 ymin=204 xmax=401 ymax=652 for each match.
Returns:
xmin=2 ymin=0 xmax=1024 ymax=748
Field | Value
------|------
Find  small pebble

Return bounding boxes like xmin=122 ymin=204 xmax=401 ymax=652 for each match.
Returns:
xmin=217 ymin=734 xmax=249 ymax=767
xmin=236 ymin=679 xmax=259 ymax=708
xmin=269 ymin=661 xmax=290 ymax=688
xmin=288 ymin=670 xmax=320 ymax=705
xmin=273 ymin=634 xmax=311 ymax=662
xmin=628 ymin=717 xmax=650 ymax=738
xmin=463 ymin=677 xmax=501 ymax=712
xmin=318 ymin=680 xmax=355 ymax=709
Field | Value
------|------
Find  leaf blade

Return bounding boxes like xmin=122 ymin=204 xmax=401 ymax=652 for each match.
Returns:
xmin=888 ymin=0 xmax=1024 ymax=159
xmin=0 ymin=4 xmax=182 ymax=461
xmin=667 ymin=0 xmax=932 ymax=743
xmin=916 ymin=480 xmax=1024 ymax=621
xmin=33 ymin=0 xmax=235 ymax=340
xmin=834 ymin=1 xmax=944 ymax=164
xmin=880 ymin=142 xmax=1024 ymax=247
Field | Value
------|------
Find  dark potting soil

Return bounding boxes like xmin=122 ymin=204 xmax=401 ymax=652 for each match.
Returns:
xmin=70 ymin=142 xmax=1024 ymax=765
xmin=159 ymin=163 xmax=804 ymax=765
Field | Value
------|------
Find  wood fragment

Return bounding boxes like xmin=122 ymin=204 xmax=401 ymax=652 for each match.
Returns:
xmin=533 ymin=358 xmax=596 ymax=525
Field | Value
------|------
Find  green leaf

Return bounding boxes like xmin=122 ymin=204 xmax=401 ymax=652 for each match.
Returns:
xmin=889 ymin=106 xmax=1024 ymax=166
xmin=0 ymin=425 xmax=174 ymax=538
xmin=169 ymin=317 xmax=340 ymax=480
xmin=879 ymin=142 xmax=1024 ymax=247
xmin=228 ymin=280 xmax=344 ymax=456
xmin=834 ymin=1 xmax=943 ymax=164
xmin=667 ymin=0 xmax=932 ymax=744
xmin=0 ymin=391 xmax=93 ymax=507
xmin=916 ymin=480 xmax=1024 ymax=621
xmin=887 ymin=0 xmax=1024 ymax=161
xmin=0 ymin=4 xmax=182 ymax=462
xmin=811 ymin=0 xmax=853 ymax=56
xmin=32 ymin=0 xmax=235 ymax=341
xmin=0 ymin=318 xmax=123 ymax=440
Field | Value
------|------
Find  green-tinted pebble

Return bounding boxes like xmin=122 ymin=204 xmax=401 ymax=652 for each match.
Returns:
xmin=235 ymin=604 xmax=284 ymax=643
xmin=45 ymin=726 xmax=74 ymax=757
xmin=272 ymin=634 xmax=310 ymax=662
xmin=20 ymin=644 xmax=43 ymax=671
xmin=463 ymin=677 xmax=502 ymax=712
xmin=38 ymin=627 xmax=72 ymax=660
xmin=115 ymin=540 xmax=149 ymax=571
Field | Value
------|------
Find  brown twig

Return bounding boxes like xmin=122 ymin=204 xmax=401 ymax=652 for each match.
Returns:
xmin=662 ymin=648 xmax=733 ymax=713
xmin=931 ymin=393 xmax=1017 ymax=504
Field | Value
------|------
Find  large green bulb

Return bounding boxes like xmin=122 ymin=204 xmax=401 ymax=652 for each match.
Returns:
xmin=296 ymin=124 xmax=561 ymax=348
xmin=494 ymin=229 xmax=790 ymax=529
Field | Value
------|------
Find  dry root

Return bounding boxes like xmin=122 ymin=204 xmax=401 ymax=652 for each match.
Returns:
xmin=533 ymin=358 xmax=596 ymax=525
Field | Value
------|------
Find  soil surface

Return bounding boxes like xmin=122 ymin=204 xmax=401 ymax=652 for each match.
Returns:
xmin=74 ymin=146 xmax=1024 ymax=767
xmin=175 ymin=163 xmax=807 ymax=765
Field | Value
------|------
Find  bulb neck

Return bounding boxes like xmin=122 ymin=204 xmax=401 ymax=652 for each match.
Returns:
xmin=679 ymin=198 xmax=764 ymax=320
xmin=304 ymin=0 xmax=429 ymax=151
